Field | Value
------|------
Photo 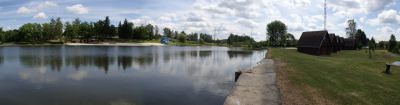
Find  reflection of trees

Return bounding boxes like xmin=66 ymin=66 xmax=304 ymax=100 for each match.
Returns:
xmin=118 ymin=56 xmax=133 ymax=70
xmin=65 ymin=56 xmax=114 ymax=73
xmin=19 ymin=46 xmax=63 ymax=71
xmin=199 ymin=51 xmax=212 ymax=57
xmin=0 ymin=56 xmax=3 ymax=65
xmin=227 ymin=51 xmax=253 ymax=59
xmin=93 ymin=56 xmax=112 ymax=73
xmin=20 ymin=55 xmax=63 ymax=71
xmin=132 ymin=55 xmax=153 ymax=66
xmin=189 ymin=51 xmax=212 ymax=57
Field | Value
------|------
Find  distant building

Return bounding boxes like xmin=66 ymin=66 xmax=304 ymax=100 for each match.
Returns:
xmin=297 ymin=31 xmax=332 ymax=55
xmin=335 ymin=36 xmax=341 ymax=51
xmin=339 ymin=37 xmax=345 ymax=50
xmin=160 ymin=37 xmax=169 ymax=44
xmin=329 ymin=33 xmax=338 ymax=53
xmin=343 ymin=38 xmax=356 ymax=50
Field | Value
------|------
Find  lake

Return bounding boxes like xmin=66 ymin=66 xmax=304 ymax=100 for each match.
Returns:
xmin=0 ymin=46 xmax=266 ymax=105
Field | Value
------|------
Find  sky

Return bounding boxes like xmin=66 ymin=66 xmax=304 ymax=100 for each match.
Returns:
xmin=0 ymin=0 xmax=399 ymax=41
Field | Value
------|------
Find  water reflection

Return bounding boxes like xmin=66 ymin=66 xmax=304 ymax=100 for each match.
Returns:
xmin=118 ymin=56 xmax=133 ymax=70
xmin=227 ymin=50 xmax=253 ymax=58
xmin=0 ymin=55 xmax=3 ymax=66
xmin=0 ymin=46 xmax=266 ymax=105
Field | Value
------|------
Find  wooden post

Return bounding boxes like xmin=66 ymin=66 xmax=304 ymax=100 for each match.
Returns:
xmin=385 ymin=64 xmax=391 ymax=74
xmin=235 ymin=71 xmax=242 ymax=82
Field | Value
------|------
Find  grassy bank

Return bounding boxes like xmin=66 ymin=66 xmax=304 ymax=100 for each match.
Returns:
xmin=271 ymin=48 xmax=400 ymax=105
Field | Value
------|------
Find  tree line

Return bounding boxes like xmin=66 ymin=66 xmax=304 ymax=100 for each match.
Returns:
xmin=0 ymin=16 xmax=220 ymax=44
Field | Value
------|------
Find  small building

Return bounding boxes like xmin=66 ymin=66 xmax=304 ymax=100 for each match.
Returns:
xmin=339 ymin=37 xmax=345 ymax=50
xmin=335 ymin=36 xmax=341 ymax=51
xmin=329 ymin=34 xmax=338 ymax=52
xmin=160 ymin=37 xmax=170 ymax=44
xmin=343 ymin=38 xmax=356 ymax=50
xmin=297 ymin=31 xmax=332 ymax=55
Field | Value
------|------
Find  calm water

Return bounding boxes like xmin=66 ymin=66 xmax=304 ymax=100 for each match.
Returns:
xmin=0 ymin=46 xmax=266 ymax=105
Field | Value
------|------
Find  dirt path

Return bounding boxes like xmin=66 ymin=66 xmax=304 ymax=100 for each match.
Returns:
xmin=224 ymin=59 xmax=281 ymax=105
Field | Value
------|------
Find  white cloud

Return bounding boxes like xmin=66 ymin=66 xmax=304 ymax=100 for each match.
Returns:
xmin=185 ymin=12 xmax=207 ymax=22
xmin=33 ymin=12 xmax=47 ymax=19
xmin=159 ymin=14 xmax=179 ymax=22
xmin=397 ymin=28 xmax=400 ymax=35
xmin=368 ymin=9 xmax=400 ymax=25
xmin=66 ymin=4 xmax=89 ymax=14
xmin=196 ymin=5 xmax=234 ymax=15
xmin=16 ymin=6 xmax=33 ymax=14
xmin=363 ymin=0 xmax=395 ymax=12
xmin=130 ymin=16 xmax=154 ymax=25
xmin=236 ymin=19 xmax=257 ymax=29
xmin=280 ymin=0 xmax=311 ymax=8
xmin=16 ymin=1 xmax=58 ymax=14
xmin=329 ymin=0 xmax=395 ymax=18
xmin=183 ymin=22 xmax=209 ymax=28
xmin=376 ymin=26 xmax=395 ymax=41
xmin=36 ymin=1 xmax=58 ymax=9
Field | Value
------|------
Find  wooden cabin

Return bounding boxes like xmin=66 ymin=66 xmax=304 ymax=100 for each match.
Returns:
xmin=297 ymin=31 xmax=332 ymax=55
xmin=329 ymin=34 xmax=338 ymax=52
xmin=335 ymin=36 xmax=341 ymax=51
xmin=343 ymin=38 xmax=356 ymax=50
xmin=339 ymin=37 xmax=345 ymax=50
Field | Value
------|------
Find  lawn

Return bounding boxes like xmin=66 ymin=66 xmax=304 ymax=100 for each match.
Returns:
xmin=271 ymin=48 xmax=400 ymax=105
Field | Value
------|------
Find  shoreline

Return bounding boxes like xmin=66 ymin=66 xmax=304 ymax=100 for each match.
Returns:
xmin=0 ymin=42 xmax=166 ymax=47
xmin=224 ymin=58 xmax=281 ymax=105
xmin=65 ymin=42 xmax=165 ymax=46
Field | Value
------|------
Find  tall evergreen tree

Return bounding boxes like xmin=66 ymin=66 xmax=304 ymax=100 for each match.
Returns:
xmin=55 ymin=18 xmax=63 ymax=41
xmin=388 ymin=34 xmax=398 ymax=53
xmin=355 ymin=29 xmax=368 ymax=48
xmin=42 ymin=23 xmax=52 ymax=41
xmin=118 ymin=19 xmax=133 ymax=39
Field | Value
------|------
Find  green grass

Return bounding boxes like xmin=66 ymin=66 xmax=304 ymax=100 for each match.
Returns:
xmin=271 ymin=49 xmax=400 ymax=105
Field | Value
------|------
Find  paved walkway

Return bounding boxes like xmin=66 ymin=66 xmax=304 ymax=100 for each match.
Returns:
xmin=224 ymin=59 xmax=280 ymax=105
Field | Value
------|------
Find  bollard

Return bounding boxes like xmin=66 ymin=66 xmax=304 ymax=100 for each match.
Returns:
xmin=235 ymin=71 xmax=242 ymax=82
xmin=385 ymin=64 xmax=391 ymax=74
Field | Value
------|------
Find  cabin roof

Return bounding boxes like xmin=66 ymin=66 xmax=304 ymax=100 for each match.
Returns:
xmin=297 ymin=31 xmax=330 ymax=48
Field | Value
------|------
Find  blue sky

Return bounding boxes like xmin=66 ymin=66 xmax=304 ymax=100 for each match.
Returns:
xmin=0 ymin=0 xmax=399 ymax=41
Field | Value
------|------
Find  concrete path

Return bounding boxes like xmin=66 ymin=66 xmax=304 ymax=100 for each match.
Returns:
xmin=224 ymin=59 xmax=280 ymax=105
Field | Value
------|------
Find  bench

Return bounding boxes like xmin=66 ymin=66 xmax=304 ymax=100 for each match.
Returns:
xmin=385 ymin=61 xmax=400 ymax=74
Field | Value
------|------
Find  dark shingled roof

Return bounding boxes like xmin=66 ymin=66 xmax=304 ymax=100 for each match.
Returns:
xmin=297 ymin=31 xmax=330 ymax=48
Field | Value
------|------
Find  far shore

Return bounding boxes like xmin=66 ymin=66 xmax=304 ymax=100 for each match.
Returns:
xmin=65 ymin=42 xmax=165 ymax=46
xmin=0 ymin=42 xmax=166 ymax=46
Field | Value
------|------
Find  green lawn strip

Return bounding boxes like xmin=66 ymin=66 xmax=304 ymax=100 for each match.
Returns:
xmin=271 ymin=48 xmax=400 ymax=105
